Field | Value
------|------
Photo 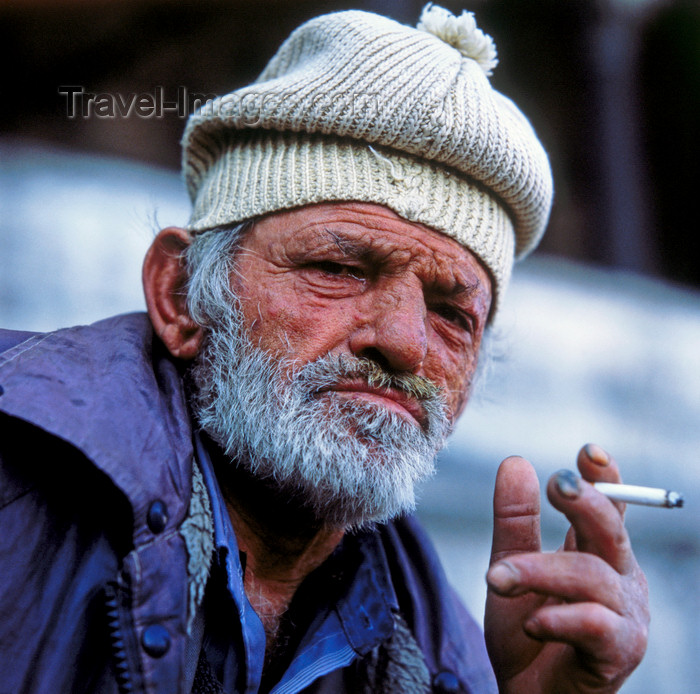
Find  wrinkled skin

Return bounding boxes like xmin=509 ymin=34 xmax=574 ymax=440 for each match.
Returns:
xmin=144 ymin=201 xmax=649 ymax=691
xmin=228 ymin=202 xmax=493 ymax=425
xmin=145 ymin=201 xmax=493 ymax=644
xmin=485 ymin=446 xmax=649 ymax=693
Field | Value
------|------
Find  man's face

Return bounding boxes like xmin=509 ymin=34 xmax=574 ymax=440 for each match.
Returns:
xmin=232 ymin=202 xmax=492 ymax=424
xmin=191 ymin=201 xmax=492 ymax=528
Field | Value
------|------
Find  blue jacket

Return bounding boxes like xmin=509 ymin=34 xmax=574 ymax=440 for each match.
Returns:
xmin=0 ymin=313 xmax=497 ymax=693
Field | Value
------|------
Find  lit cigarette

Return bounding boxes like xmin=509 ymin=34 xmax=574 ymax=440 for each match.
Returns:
xmin=594 ymin=482 xmax=684 ymax=508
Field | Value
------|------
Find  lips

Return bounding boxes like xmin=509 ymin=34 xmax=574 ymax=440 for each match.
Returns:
xmin=316 ymin=379 xmax=427 ymax=428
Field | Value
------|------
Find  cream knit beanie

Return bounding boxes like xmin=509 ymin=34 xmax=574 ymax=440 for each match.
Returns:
xmin=182 ymin=4 xmax=553 ymax=310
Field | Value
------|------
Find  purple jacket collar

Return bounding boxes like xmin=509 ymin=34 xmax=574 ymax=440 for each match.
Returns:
xmin=0 ymin=313 xmax=193 ymax=543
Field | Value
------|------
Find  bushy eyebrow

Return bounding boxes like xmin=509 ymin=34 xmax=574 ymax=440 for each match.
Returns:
xmin=323 ymin=228 xmax=370 ymax=258
xmin=321 ymin=227 xmax=484 ymax=301
xmin=447 ymin=281 xmax=482 ymax=300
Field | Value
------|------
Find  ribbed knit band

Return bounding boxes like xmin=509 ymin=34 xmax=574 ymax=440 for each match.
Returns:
xmin=182 ymin=6 xmax=553 ymax=311
xmin=189 ymin=131 xmax=515 ymax=301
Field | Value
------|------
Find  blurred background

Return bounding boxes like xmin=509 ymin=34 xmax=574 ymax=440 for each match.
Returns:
xmin=1 ymin=0 xmax=698 ymax=691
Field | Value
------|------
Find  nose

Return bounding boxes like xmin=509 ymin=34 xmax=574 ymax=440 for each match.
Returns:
xmin=348 ymin=279 xmax=428 ymax=373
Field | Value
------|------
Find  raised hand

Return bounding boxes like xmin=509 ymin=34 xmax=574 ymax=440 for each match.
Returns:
xmin=484 ymin=445 xmax=649 ymax=693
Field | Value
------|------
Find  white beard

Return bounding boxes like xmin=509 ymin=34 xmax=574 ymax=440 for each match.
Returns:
xmin=190 ymin=306 xmax=451 ymax=529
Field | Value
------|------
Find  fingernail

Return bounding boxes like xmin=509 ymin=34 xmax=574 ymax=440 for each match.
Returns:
xmin=486 ymin=561 xmax=520 ymax=594
xmin=524 ymin=616 xmax=544 ymax=639
xmin=584 ymin=443 xmax=610 ymax=467
xmin=555 ymin=469 xmax=581 ymax=499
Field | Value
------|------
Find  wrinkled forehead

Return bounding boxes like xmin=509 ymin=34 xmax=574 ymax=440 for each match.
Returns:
xmin=233 ymin=201 xmax=493 ymax=305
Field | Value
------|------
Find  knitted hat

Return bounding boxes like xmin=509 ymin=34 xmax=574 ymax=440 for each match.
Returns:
xmin=182 ymin=4 xmax=553 ymax=310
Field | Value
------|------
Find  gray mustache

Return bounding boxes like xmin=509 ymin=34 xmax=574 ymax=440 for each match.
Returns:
xmin=292 ymin=354 xmax=445 ymax=404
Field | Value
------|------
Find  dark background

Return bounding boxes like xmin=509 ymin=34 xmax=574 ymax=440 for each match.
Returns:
xmin=2 ymin=0 xmax=699 ymax=288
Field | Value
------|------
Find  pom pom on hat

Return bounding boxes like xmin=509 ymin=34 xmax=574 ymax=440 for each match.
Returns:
xmin=417 ymin=3 xmax=498 ymax=76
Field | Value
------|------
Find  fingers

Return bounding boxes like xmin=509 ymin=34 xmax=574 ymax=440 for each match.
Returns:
xmin=486 ymin=551 xmax=625 ymax=613
xmin=525 ymin=602 xmax=620 ymax=648
xmin=577 ymin=443 xmax=620 ymax=483
xmin=486 ymin=457 xmax=547 ymax=679
xmin=485 ymin=446 xmax=650 ymax=690
xmin=578 ymin=443 xmax=626 ymax=515
xmin=546 ymin=468 xmax=637 ymax=575
xmin=489 ymin=456 xmax=542 ymax=565
xmin=524 ymin=601 xmax=648 ymax=679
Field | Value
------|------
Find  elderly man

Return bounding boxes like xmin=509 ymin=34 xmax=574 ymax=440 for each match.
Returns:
xmin=0 ymin=6 xmax=648 ymax=694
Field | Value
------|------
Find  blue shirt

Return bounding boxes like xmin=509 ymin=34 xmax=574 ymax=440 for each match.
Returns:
xmin=194 ymin=433 xmax=399 ymax=694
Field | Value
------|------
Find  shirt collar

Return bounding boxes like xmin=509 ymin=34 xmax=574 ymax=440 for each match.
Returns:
xmin=194 ymin=431 xmax=399 ymax=674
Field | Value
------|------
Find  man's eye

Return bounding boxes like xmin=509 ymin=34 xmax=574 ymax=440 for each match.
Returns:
xmin=314 ymin=261 xmax=365 ymax=279
xmin=433 ymin=305 xmax=472 ymax=332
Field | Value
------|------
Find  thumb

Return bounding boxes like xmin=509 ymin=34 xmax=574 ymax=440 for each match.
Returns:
xmin=485 ymin=457 xmax=545 ymax=682
xmin=490 ymin=456 xmax=542 ymax=565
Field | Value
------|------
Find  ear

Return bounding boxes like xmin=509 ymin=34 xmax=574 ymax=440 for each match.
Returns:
xmin=143 ymin=226 xmax=204 ymax=360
